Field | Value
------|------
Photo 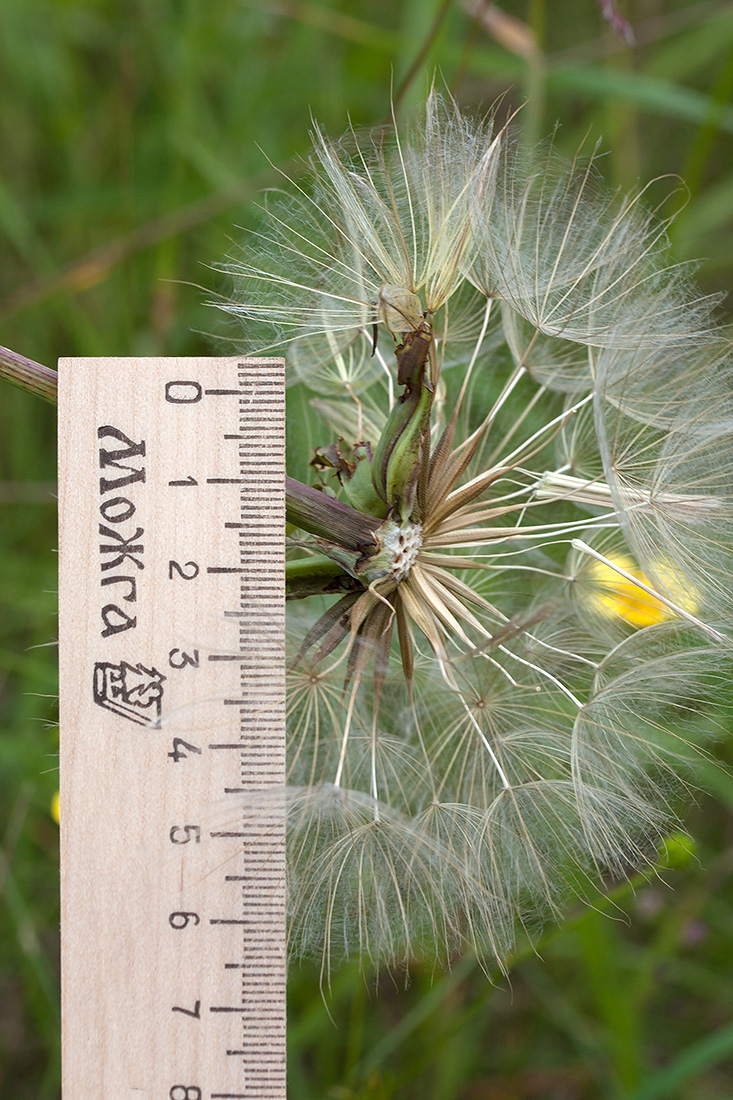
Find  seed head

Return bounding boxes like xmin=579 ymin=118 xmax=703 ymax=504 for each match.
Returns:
xmin=220 ymin=93 xmax=733 ymax=977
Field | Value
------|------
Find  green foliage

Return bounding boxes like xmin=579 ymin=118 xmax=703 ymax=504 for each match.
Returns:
xmin=1 ymin=1 xmax=733 ymax=1097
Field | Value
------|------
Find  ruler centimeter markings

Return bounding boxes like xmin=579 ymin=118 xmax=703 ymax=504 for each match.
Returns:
xmin=58 ymin=358 xmax=286 ymax=1100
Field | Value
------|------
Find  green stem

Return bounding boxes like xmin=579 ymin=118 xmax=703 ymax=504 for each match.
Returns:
xmin=0 ymin=345 xmax=58 ymax=404
xmin=524 ymin=0 xmax=547 ymax=149
xmin=285 ymin=555 xmax=358 ymax=599
xmin=286 ymin=555 xmax=346 ymax=581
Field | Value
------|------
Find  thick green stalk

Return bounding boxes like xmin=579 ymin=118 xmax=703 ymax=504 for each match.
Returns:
xmin=285 ymin=477 xmax=381 ymax=550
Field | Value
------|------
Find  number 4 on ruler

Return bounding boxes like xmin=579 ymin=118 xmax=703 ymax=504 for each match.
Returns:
xmin=58 ymin=358 xmax=286 ymax=1099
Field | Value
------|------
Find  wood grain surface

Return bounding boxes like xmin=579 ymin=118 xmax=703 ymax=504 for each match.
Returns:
xmin=58 ymin=358 xmax=286 ymax=1099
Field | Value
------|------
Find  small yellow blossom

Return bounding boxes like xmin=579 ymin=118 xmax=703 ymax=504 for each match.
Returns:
xmin=51 ymin=790 xmax=60 ymax=825
xmin=587 ymin=555 xmax=697 ymax=628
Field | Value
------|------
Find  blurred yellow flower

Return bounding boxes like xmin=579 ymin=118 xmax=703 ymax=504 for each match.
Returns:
xmin=586 ymin=554 xmax=698 ymax=629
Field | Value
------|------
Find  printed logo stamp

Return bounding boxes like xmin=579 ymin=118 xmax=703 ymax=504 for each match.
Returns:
xmin=93 ymin=661 xmax=166 ymax=726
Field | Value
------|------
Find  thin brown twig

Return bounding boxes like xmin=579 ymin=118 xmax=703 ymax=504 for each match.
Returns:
xmin=0 ymin=345 xmax=57 ymax=404
xmin=392 ymin=0 xmax=456 ymax=114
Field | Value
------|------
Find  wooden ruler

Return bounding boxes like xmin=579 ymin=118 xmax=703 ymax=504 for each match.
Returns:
xmin=58 ymin=357 xmax=286 ymax=1099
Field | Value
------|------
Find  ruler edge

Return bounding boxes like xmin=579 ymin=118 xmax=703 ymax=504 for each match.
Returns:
xmin=57 ymin=355 xmax=288 ymax=1097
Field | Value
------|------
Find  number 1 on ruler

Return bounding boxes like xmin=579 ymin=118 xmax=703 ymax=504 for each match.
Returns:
xmin=58 ymin=358 xmax=286 ymax=1099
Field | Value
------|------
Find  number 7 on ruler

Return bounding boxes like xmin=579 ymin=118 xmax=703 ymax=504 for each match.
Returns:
xmin=58 ymin=358 xmax=286 ymax=1099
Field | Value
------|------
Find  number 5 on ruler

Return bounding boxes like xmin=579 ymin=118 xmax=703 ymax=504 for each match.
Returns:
xmin=58 ymin=358 xmax=286 ymax=1099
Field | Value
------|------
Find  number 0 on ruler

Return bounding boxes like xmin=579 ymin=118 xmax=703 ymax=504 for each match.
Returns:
xmin=58 ymin=358 xmax=286 ymax=1099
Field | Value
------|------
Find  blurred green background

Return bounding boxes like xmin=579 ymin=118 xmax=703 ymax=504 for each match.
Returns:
xmin=2 ymin=1 xmax=733 ymax=1097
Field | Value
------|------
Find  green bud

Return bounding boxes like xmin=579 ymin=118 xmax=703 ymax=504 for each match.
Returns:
xmin=658 ymin=831 xmax=696 ymax=869
xmin=384 ymin=376 xmax=432 ymax=520
xmin=342 ymin=446 xmax=389 ymax=517
xmin=372 ymin=324 xmax=434 ymax=520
